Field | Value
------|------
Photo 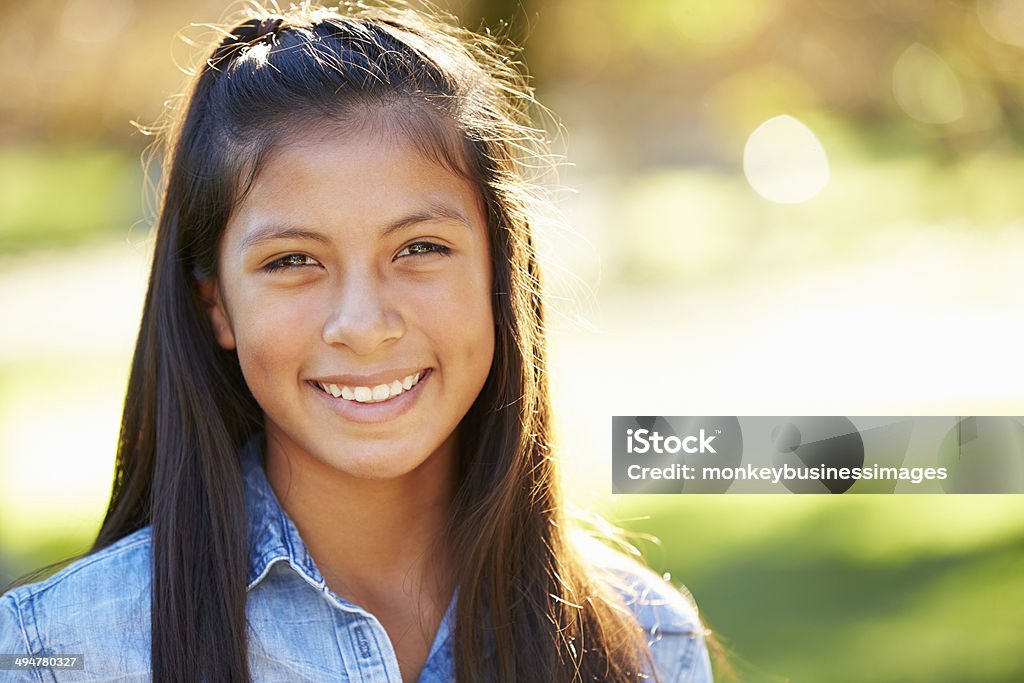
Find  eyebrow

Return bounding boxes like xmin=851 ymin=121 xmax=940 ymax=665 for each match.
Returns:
xmin=382 ymin=204 xmax=470 ymax=238
xmin=238 ymin=204 xmax=472 ymax=253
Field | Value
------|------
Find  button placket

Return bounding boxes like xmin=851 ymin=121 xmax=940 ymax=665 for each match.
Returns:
xmin=340 ymin=612 xmax=403 ymax=683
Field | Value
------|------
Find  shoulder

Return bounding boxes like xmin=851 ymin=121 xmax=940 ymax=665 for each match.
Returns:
xmin=574 ymin=532 xmax=714 ymax=682
xmin=3 ymin=527 xmax=152 ymax=611
xmin=0 ymin=528 xmax=153 ymax=679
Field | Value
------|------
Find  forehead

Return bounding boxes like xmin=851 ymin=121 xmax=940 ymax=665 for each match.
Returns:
xmin=225 ymin=123 xmax=485 ymax=239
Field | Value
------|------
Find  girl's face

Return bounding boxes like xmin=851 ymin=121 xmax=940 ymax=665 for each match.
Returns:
xmin=203 ymin=126 xmax=495 ymax=480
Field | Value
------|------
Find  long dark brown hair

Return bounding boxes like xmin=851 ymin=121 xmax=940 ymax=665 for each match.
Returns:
xmin=84 ymin=2 xmax=674 ymax=681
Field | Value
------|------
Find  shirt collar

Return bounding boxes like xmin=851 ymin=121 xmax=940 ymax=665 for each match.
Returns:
xmin=238 ymin=432 xmax=326 ymax=591
xmin=237 ymin=432 xmax=493 ymax=665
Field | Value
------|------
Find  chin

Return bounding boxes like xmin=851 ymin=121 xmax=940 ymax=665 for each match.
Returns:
xmin=330 ymin=452 xmax=428 ymax=481
xmin=348 ymin=464 xmax=416 ymax=481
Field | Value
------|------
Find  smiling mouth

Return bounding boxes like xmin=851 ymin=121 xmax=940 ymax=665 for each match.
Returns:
xmin=312 ymin=370 xmax=428 ymax=404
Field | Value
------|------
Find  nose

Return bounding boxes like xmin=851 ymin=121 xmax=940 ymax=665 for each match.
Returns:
xmin=321 ymin=270 xmax=404 ymax=355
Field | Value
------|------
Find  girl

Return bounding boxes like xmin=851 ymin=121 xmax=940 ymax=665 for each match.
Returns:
xmin=0 ymin=2 xmax=713 ymax=681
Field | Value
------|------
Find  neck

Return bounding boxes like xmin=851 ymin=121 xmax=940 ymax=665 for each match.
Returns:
xmin=262 ymin=433 xmax=458 ymax=614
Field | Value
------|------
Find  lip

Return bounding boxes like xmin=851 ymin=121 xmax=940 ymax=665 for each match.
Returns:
xmin=307 ymin=368 xmax=432 ymax=425
xmin=312 ymin=367 xmax=427 ymax=388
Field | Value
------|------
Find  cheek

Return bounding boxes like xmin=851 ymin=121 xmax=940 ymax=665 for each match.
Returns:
xmin=231 ymin=295 xmax=319 ymax=382
xmin=408 ymin=266 xmax=494 ymax=367
xmin=449 ymin=271 xmax=495 ymax=373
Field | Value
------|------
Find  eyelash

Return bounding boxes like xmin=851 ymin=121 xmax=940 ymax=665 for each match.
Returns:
xmin=262 ymin=242 xmax=451 ymax=272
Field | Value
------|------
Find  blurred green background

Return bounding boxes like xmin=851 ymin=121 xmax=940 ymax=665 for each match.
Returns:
xmin=2 ymin=1 xmax=1024 ymax=681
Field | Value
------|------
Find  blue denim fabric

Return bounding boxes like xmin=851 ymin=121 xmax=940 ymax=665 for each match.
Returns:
xmin=1 ymin=436 xmax=712 ymax=681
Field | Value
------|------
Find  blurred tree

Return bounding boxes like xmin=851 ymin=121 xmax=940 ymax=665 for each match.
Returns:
xmin=458 ymin=0 xmax=532 ymax=44
xmin=1 ymin=0 xmax=1021 ymax=161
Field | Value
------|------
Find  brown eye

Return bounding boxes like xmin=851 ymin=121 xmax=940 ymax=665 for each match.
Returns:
xmin=264 ymin=254 xmax=319 ymax=272
xmin=396 ymin=242 xmax=451 ymax=259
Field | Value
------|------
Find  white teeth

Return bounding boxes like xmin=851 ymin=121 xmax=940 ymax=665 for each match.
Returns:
xmin=318 ymin=371 xmax=426 ymax=403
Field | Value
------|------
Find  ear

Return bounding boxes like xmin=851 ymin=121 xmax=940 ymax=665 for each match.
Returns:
xmin=197 ymin=278 xmax=237 ymax=350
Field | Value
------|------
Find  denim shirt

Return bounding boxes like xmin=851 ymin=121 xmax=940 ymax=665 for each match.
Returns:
xmin=1 ymin=436 xmax=712 ymax=682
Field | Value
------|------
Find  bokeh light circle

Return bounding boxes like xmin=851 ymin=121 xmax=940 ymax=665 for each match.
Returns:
xmin=977 ymin=0 xmax=1024 ymax=48
xmin=743 ymin=115 xmax=830 ymax=204
xmin=892 ymin=43 xmax=964 ymax=125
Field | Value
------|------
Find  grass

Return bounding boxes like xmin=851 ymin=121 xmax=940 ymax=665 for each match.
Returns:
xmin=605 ymin=496 xmax=1024 ymax=682
xmin=0 ymin=145 xmax=144 ymax=253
